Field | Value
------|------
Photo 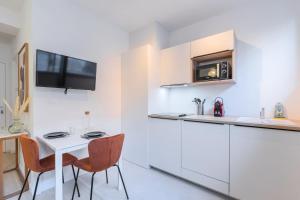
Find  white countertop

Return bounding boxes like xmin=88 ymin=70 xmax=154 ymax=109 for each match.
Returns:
xmin=149 ymin=114 xmax=300 ymax=132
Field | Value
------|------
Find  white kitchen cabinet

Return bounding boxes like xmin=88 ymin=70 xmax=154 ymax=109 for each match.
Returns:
xmin=181 ymin=121 xmax=230 ymax=194
xmin=160 ymin=42 xmax=192 ymax=86
xmin=148 ymin=118 xmax=182 ymax=176
xmin=191 ymin=30 xmax=235 ymax=58
xmin=230 ymin=125 xmax=300 ymax=200
xmin=122 ymin=45 xmax=150 ymax=168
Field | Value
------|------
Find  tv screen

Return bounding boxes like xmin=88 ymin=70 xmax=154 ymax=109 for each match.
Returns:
xmin=36 ymin=50 xmax=65 ymax=88
xmin=36 ymin=50 xmax=97 ymax=91
xmin=65 ymin=57 xmax=97 ymax=91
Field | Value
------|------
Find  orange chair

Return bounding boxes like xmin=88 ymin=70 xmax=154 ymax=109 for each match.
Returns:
xmin=18 ymin=135 xmax=80 ymax=200
xmin=71 ymin=134 xmax=129 ymax=200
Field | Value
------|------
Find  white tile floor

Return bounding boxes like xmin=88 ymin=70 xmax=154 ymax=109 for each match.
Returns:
xmin=4 ymin=170 xmax=22 ymax=195
xmin=9 ymin=160 xmax=228 ymax=200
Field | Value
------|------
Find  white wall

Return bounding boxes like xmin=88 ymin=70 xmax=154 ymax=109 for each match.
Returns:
xmin=30 ymin=0 xmax=128 ymax=135
xmin=16 ymin=0 xmax=129 ymax=193
xmin=0 ymin=5 xmax=20 ymax=35
xmin=129 ymin=22 xmax=170 ymax=114
xmin=0 ymin=33 xmax=14 ymax=112
xmin=165 ymin=0 xmax=300 ymax=119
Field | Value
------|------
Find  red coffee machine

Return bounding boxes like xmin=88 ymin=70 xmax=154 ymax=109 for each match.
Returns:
xmin=214 ymin=97 xmax=224 ymax=117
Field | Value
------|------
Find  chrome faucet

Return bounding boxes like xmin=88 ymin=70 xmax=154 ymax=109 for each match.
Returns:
xmin=201 ymin=99 xmax=206 ymax=115
xmin=193 ymin=98 xmax=206 ymax=115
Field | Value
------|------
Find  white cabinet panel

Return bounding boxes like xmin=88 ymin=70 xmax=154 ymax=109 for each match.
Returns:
xmin=181 ymin=168 xmax=229 ymax=195
xmin=191 ymin=30 xmax=235 ymax=58
xmin=182 ymin=121 xmax=230 ymax=183
xmin=122 ymin=45 xmax=150 ymax=167
xmin=149 ymin=118 xmax=182 ymax=176
xmin=160 ymin=43 xmax=192 ymax=86
xmin=230 ymin=125 xmax=300 ymax=200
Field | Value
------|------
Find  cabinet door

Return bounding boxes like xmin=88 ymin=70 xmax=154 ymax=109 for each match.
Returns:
xmin=122 ymin=45 xmax=150 ymax=167
xmin=148 ymin=118 xmax=182 ymax=176
xmin=230 ymin=125 xmax=300 ymax=200
xmin=182 ymin=121 xmax=229 ymax=182
xmin=160 ymin=43 xmax=192 ymax=86
xmin=191 ymin=30 xmax=235 ymax=58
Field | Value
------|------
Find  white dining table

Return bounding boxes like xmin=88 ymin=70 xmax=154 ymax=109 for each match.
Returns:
xmin=37 ymin=132 xmax=121 ymax=200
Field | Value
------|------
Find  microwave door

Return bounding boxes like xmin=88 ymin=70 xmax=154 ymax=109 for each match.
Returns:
xmin=195 ymin=63 xmax=219 ymax=81
xmin=196 ymin=67 xmax=210 ymax=81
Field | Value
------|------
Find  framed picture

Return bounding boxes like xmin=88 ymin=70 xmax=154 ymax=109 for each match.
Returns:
xmin=18 ymin=43 xmax=29 ymax=112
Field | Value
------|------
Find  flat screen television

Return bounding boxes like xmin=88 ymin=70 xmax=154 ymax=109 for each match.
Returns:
xmin=36 ymin=50 xmax=97 ymax=91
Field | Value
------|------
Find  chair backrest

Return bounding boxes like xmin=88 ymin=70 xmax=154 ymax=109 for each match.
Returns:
xmin=19 ymin=135 xmax=41 ymax=172
xmin=88 ymin=134 xmax=125 ymax=172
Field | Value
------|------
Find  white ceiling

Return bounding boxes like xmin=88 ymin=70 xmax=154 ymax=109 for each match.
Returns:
xmin=0 ymin=0 xmax=23 ymax=11
xmin=0 ymin=0 xmax=257 ymax=32
xmin=74 ymin=0 xmax=255 ymax=32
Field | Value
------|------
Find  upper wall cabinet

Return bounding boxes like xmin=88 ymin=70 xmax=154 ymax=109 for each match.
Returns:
xmin=160 ymin=42 xmax=192 ymax=86
xmin=191 ymin=30 xmax=235 ymax=58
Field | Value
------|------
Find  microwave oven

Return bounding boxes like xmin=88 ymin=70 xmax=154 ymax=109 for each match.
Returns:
xmin=193 ymin=58 xmax=232 ymax=82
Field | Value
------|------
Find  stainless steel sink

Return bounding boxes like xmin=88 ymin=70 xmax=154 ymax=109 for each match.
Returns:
xmin=236 ymin=117 xmax=296 ymax=126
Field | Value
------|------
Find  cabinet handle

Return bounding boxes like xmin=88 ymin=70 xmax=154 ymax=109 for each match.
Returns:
xmin=233 ymin=124 xmax=298 ymax=132
xmin=149 ymin=117 xmax=178 ymax=121
xmin=183 ymin=120 xmax=225 ymax=125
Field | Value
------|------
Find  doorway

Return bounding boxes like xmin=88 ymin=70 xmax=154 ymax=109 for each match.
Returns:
xmin=0 ymin=60 xmax=20 ymax=198
xmin=0 ymin=62 xmax=6 ymax=130
xmin=0 ymin=61 xmax=16 ymax=171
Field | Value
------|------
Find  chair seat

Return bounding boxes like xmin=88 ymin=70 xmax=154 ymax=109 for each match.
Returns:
xmin=74 ymin=158 xmax=93 ymax=172
xmin=39 ymin=153 xmax=77 ymax=172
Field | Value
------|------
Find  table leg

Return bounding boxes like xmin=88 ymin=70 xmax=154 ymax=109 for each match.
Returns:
xmin=15 ymin=138 xmax=19 ymax=170
xmin=55 ymin=151 xmax=63 ymax=200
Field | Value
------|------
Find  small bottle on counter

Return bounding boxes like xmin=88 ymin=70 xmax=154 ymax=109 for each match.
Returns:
xmin=274 ymin=103 xmax=285 ymax=118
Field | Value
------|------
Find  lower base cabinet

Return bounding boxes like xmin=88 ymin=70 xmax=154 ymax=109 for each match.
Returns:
xmin=148 ymin=118 xmax=182 ymax=176
xmin=149 ymin=118 xmax=300 ymax=199
xmin=182 ymin=121 xmax=230 ymax=194
xmin=149 ymin=118 xmax=230 ymax=195
xmin=230 ymin=125 xmax=300 ymax=200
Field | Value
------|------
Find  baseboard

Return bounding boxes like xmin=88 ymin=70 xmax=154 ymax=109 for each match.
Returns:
xmin=123 ymin=158 xmax=150 ymax=169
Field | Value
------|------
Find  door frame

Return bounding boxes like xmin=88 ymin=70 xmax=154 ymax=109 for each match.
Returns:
xmin=0 ymin=61 xmax=6 ymax=129
xmin=0 ymin=61 xmax=10 ymax=154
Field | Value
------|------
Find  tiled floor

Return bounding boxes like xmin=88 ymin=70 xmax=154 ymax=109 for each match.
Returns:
xmin=4 ymin=170 xmax=22 ymax=195
xmin=9 ymin=160 xmax=228 ymax=200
